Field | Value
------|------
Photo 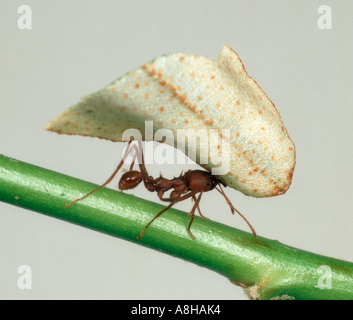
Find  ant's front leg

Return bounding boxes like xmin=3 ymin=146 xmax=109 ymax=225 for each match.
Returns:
xmin=216 ymin=184 xmax=257 ymax=238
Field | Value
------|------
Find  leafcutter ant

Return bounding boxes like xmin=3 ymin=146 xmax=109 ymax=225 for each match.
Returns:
xmin=66 ymin=141 xmax=257 ymax=240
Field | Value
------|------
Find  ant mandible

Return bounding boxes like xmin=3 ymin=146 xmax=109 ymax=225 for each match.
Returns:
xmin=66 ymin=141 xmax=257 ymax=240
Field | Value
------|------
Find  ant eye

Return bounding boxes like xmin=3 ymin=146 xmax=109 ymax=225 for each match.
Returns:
xmin=206 ymin=181 xmax=210 ymax=186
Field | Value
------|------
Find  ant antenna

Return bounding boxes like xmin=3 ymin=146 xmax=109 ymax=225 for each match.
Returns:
xmin=216 ymin=184 xmax=257 ymax=238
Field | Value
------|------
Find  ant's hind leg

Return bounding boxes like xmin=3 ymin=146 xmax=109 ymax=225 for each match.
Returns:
xmin=129 ymin=147 xmax=138 ymax=171
xmin=65 ymin=141 xmax=138 ymax=208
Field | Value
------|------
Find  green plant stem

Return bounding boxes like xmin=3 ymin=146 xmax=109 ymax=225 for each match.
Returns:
xmin=0 ymin=154 xmax=352 ymax=300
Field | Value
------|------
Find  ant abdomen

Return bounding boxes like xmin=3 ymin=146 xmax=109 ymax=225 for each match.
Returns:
xmin=119 ymin=171 xmax=143 ymax=191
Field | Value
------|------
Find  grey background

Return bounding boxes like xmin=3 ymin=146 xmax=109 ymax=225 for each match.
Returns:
xmin=1 ymin=0 xmax=352 ymax=299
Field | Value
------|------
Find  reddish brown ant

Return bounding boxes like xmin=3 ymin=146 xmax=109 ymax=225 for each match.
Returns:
xmin=66 ymin=141 xmax=257 ymax=240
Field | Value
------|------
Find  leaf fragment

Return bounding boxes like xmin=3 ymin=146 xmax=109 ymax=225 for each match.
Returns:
xmin=46 ymin=45 xmax=295 ymax=197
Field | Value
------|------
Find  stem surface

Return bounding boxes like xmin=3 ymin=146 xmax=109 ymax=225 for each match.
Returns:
xmin=0 ymin=154 xmax=352 ymax=300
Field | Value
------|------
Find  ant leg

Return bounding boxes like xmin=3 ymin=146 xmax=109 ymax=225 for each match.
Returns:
xmin=136 ymin=140 xmax=149 ymax=179
xmin=216 ymin=185 xmax=257 ymax=238
xmin=187 ymin=192 xmax=203 ymax=240
xmin=129 ymin=147 xmax=139 ymax=171
xmin=132 ymin=140 xmax=157 ymax=192
xmin=137 ymin=201 xmax=175 ymax=240
xmin=137 ymin=190 xmax=198 ymax=240
xmin=192 ymin=195 xmax=209 ymax=220
xmin=66 ymin=141 xmax=138 ymax=208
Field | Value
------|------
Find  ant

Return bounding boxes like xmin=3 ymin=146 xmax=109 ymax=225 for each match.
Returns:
xmin=66 ymin=141 xmax=257 ymax=240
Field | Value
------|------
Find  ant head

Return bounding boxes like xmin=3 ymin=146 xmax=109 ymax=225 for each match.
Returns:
xmin=185 ymin=170 xmax=223 ymax=192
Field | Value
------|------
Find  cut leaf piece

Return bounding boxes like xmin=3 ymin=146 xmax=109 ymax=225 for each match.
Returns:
xmin=46 ymin=45 xmax=295 ymax=198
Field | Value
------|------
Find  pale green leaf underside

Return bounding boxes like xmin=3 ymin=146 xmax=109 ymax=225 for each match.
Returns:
xmin=46 ymin=45 xmax=295 ymax=198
